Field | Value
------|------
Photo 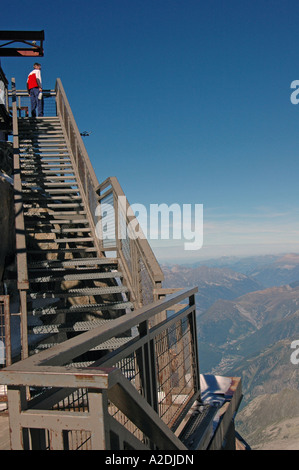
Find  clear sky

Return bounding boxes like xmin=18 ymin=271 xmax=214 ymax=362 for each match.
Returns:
xmin=2 ymin=0 xmax=299 ymax=263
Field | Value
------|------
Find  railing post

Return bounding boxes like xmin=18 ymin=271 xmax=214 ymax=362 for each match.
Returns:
xmin=138 ymin=320 xmax=158 ymax=414
xmin=7 ymin=385 xmax=28 ymax=450
xmin=88 ymin=389 xmax=110 ymax=449
xmin=189 ymin=293 xmax=200 ymax=391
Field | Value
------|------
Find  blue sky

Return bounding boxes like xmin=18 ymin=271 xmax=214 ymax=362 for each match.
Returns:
xmin=2 ymin=0 xmax=299 ymax=263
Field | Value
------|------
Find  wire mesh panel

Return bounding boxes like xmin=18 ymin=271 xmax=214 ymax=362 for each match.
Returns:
xmin=154 ymin=314 xmax=197 ymax=430
xmin=98 ymin=298 xmax=199 ymax=447
xmin=0 ymin=296 xmax=10 ymax=368
xmin=99 ymin=191 xmax=116 ymax=249
xmin=107 ymin=352 xmax=145 ymax=444
xmin=139 ymin=257 xmax=154 ymax=305
xmin=8 ymin=91 xmax=57 ymax=117
xmin=0 ymin=296 xmax=10 ymax=409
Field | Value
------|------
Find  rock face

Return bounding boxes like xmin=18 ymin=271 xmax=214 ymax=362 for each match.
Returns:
xmin=0 ymin=142 xmax=15 ymax=287
xmin=236 ymin=389 xmax=299 ymax=450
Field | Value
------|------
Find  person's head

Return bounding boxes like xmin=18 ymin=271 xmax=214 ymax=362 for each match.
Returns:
xmin=33 ymin=63 xmax=41 ymax=70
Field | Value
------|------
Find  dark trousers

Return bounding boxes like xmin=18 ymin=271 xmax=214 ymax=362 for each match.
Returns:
xmin=29 ymin=87 xmax=44 ymax=117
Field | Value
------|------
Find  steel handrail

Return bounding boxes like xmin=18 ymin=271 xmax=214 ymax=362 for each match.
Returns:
xmin=1 ymin=287 xmax=198 ymax=450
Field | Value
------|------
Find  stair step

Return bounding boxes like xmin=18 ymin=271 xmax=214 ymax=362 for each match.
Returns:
xmin=28 ymin=271 xmax=123 ymax=282
xmin=46 ymin=202 xmax=83 ymax=208
xmin=28 ymin=257 xmax=117 ymax=268
xmin=23 ymin=182 xmax=78 ymax=188
xmin=22 ymin=174 xmax=74 ymax=180
xmin=27 ymin=230 xmax=92 ymax=238
xmin=24 ymin=211 xmax=86 ymax=218
xmin=23 ymin=200 xmax=84 ymax=210
xmin=22 ymin=195 xmax=82 ymax=201
xmin=20 ymin=142 xmax=67 ymax=147
xmin=24 ymin=202 xmax=84 ymax=209
xmin=27 ymin=235 xmax=93 ymax=244
xmin=22 ymin=169 xmax=75 ymax=175
xmin=29 ymin=285 xmax=128 ymax=299
xmin=20 ymin=138 xmax=64 ymax=142
xmin=31 ymin=336 xmax=131 ymax=352
xmin=21 ymin=151 xmax=69 ymax=155
xmin=28 ymin=228 xmax=91 ymax=235
xmin=20 ymin=153 xmax=70 ymax=158
xmin=27 ymin=247 xmax=98 ymax=254
xmin=23 ymin=188 xmax=79 ymax=194
xmin=25 ymin=218 xmax=88 ymax=225
xmin=21 ymin=161 xmax=72 ymax=167
xmin=29 ymin=301 xmax=133 ymax=316
xmin=29 ymin=285 xmax=127 ymax=299
xmin=29 ymin=319 xmax=113 ymax=334
xmin=19 ymin=129 xmax=63 ymax=133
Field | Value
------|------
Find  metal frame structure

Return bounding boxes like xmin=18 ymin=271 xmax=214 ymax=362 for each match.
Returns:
xmin=0 ymin=31 xmax=44 ymax=57
xmin=1 ymin=288 xmax=206 ymax=450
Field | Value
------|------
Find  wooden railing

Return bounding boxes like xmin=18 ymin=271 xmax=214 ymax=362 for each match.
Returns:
xmin=0 ymin=287 xmax=199 ymax=450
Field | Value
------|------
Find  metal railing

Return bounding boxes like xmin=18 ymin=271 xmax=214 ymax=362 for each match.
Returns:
xmin=55 ymin=78 xmax=102 ymax=254
xmin=8 ymin=89 xmax=56 ymax=117
xmin=0 ymin=287 xmax=199 ymax=450
xmin=97 ymin=177 xmax=164 ymax=307
xmin=54 ymin=80 xmax=164 ymax=307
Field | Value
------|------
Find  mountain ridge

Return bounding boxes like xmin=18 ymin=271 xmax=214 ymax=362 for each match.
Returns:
xmin=162 ymin=253 xmax=299 ymax=450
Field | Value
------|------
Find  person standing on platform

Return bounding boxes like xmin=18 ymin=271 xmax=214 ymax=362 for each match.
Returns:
xmin=27 ymin=63 xmax=43 ymax=117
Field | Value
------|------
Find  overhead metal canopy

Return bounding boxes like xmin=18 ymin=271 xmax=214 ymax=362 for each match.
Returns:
xmin=0 ymin=30 xmax=44 ymax=57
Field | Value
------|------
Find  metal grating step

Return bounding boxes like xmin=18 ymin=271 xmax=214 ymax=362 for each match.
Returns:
xmin=25 ymin=218 xmax=89 ymax=225
xmin=29 ymin=319 xmax=113 ymax=334
xmin=19 ymin=138 xmax=64 ymax=141
xmin=28 ymin=257 xmax=117 ymax=268
xmin=28 ymin=271 xmax=123 ymax=282
xmin=20 ymin=142 xmax=68 ymax=147
xmin=22 ymin=188 xmax=79 ymax=194
xmin=27 ymin=247 xmax=98 ymax=254
xmin=21 ymin=169 xmax=75 ymax=175
xmin=22 ymin=183 xmax=79 ymax=189
xmin=27 ymin=228 xmax=92 ymax=235
xmin=23 ymin=176 xmax=76 ymax=182
xmin=32 ymin=336 xmax=132 ymax=352
xmin=26 ymin=236 xmax=93 ymax=244
xmin=28 ymin=301 xmax=133 ymax=316
xmin=29 ymin=285 xmax=128 ymax=299
xmin=22 ymin=195 xmax=82 ymax=201
xmin=20 ymin=155 xmax=70 ymax=160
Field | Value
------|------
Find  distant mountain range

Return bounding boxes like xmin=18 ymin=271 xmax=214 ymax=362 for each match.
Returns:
xmin=189 ymin=252 xmax=299 ymax=288
xmin=162 ymin=264 xmax=262 ymax=313
xmin=162 ymin=252 xmax=299 ymax=450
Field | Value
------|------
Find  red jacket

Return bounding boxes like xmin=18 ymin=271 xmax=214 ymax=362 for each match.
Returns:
xmin=27 ymin=70 xmax=42 ymax=90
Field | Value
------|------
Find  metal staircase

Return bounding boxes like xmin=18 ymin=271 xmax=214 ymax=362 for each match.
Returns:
xmin=0 ymin=78 xmax=243 ymax=451
xmin=17 ymin=115 xmax=133 ymax=360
